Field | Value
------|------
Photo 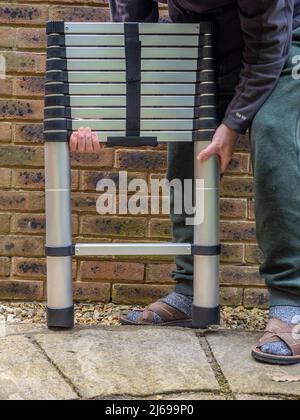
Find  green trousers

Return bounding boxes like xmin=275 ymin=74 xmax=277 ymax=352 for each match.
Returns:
xmin=168 ymin=27 xmax=300 ymax=307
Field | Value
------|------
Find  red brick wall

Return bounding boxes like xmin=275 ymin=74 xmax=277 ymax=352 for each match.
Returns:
xmin=0 ymin=0 xmax=269 ymax=308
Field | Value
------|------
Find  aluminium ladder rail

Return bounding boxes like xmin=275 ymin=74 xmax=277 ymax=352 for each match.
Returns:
xmin=44 ymin=21 xmax=220 ymax=329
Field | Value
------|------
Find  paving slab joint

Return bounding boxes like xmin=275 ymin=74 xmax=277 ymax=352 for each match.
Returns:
xmin=29 ymin=337 xmax=82 ymax=400
xmin=197 ymin=334 xmax=235 ymax=400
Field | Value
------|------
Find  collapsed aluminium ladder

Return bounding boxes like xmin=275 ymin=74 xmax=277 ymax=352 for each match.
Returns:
xmin=44 ymin=21 xmax=220 ymax=329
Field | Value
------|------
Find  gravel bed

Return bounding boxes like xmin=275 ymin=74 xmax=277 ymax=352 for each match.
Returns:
xmin=0 ymin=302 xmax=269 ymax=331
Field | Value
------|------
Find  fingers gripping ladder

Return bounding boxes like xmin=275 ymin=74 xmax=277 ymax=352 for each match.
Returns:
xmin=44 ymin=21 xmax=220 ymax=329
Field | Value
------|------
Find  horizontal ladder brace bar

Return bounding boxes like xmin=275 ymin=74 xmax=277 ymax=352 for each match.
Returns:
xmin=75 ymin=243 xmax=192 ymax=256
xmin=73 ymin=243 xmax=221 ymax=256
xmin=44 ymin=95 xmax=216 ymax=107
xmin=59 ymin=22 xmax=213 ymax=35
xmin=47 ymin=46 xmax=213 ymax=59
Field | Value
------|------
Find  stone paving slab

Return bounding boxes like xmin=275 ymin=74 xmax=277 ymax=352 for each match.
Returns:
xmin=99 ymin=392 xmax=226 ymax=400
xmin=206 ymin=331 xmax=300 ymax=398
xmin=4 ymin=323 xmax=47 ymax=337
xmin=35 ymin=326 xmax=219 ymax=399
xmin=153 ymin=392 xmax=226 ymax=400
xmin=0 ymin=335 xmax=77 ymax=400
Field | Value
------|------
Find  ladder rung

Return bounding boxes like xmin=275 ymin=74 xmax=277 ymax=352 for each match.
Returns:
xmin=56 ymin=83 xmax=196 ymax=96
xmin=68 ymin=119 xmax=198 ymax=131
xmin=75 ymin=243 xmax=192 ymax=256
xmin=62 ymin=22 xmax=209 ymax=35
xmin=67 ymin=107 xmax=196 ymax=119
xmin=66 ymin=96 xmax=204 ymax=107
xmin=46 ymin=71 xmax=215 ymax=84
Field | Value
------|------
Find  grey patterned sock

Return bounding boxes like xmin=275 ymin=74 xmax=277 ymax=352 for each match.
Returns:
xmin=126 ymin=292 xmax=193 ymax=324
xmin=260 ymin=306 xmax=300 ymax=356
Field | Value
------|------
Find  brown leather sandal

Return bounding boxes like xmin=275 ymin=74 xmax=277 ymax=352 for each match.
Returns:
xmin=120 ymin=300 xmax=192 ymax=328
xmin=252 ymin=318 xmax=300 ymax=365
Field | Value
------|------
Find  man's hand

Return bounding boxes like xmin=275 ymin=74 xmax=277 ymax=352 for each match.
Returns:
xmin=69 ymin=127 xmax=104 ymax=154
xmin=197 ymin=124 xmax=240 ymax=174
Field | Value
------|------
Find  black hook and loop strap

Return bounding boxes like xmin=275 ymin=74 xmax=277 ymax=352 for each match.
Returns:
xmin=125 ymin=23 xmax=141 ymax=137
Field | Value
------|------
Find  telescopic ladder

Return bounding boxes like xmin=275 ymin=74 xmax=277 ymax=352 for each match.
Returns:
xmin=44 ymin=21 xmax=220 ymax=329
